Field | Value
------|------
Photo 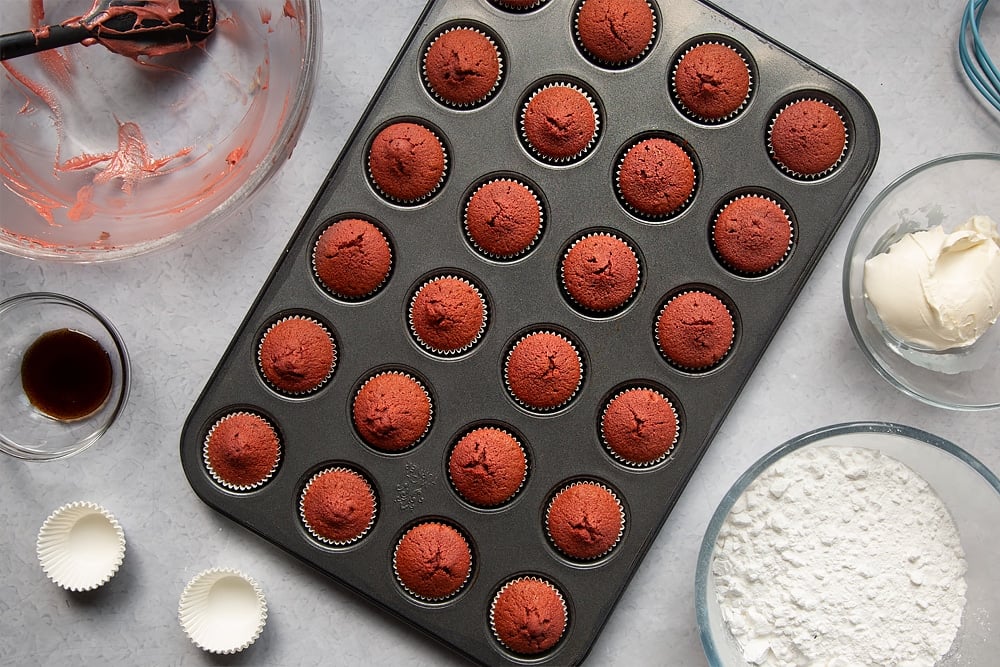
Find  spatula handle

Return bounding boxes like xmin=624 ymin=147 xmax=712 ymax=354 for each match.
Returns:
xmin=1 ymin=25 xmax=91 ymax=61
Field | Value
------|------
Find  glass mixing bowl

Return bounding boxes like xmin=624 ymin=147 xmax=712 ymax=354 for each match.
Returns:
xmin=0 ymin=0 xmax=320 ymax=261
xmin=843 ymin=153 xmax=1000 ymax=410
xmin=696 ymin=422 xmax=1000 ymax=667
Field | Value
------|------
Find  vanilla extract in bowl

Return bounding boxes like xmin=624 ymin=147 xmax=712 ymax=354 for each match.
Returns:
xmin=21 ymin=328 xmax=113 ymax=422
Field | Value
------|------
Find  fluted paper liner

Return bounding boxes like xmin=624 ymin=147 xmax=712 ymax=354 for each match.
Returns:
xmin=178 ymin=568 xmax=267 ymax=654
xmin=36 ymin=501 xmax=126 ymax=592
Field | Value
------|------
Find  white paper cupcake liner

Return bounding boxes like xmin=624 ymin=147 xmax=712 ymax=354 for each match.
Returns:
xmin=545 ymin=480 xmax=625 ymax=560
xmin=311 ymin=219 xmax=393 ymax=300
xmin=710 ymin=194 xmax=794 ymax=275
xmin=520 ymin=82 xmax=600 ymax=164
xmin=367 ymin=124 xmax=449 ymax=205
xmin=560 ymin=232 xmax=641 ymax=312
xmin=354 ymin=371 xmax=434 ymax=449
xmin=767 ymin=97 xmax=849 ymax=180
xmin=615 ymin=136 xmax=698 ymax=221
xmin=36 ymin=501 xmax=126 ymax=592
xmin=392 ymin=521 xmax=473 ymax=602
xmin=422 ymin=26 xmax=504 ymax=108
xmin=257 ymin=315 xmax=336 ymax=396
xmin=489 ymin=576 xmax=568 ymax=652
xmin=299 ymin=466 xmax=378 ymax=546
xmin=600 ymin=387 xmax=679 ymax=467
xmin=654 ymin=291 xmax=735 ymax=371
xmin=573 ymin=0 xmax=657 ymax=68
xmin=178 ymin=567 xmax=267 ymax=654
xmin=670 ymin=40 xmax=753 ymax=123
xmin=202 ymin=411 xmax=282 ymax=492
xmin=463 ymin=178 xmax=545 ymax=260
xmin=503 ymin=330 xmax=584 ymax=412
xmin=408 ymin=275 xmax=488 ymax=356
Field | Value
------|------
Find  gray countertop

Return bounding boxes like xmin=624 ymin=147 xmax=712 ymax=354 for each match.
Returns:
xmin=2 ymin=1 xmax=999 ymax=665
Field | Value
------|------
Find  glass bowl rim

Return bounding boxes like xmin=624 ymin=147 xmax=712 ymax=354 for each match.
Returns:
xmin=0 ymin=0 xmax=323 ymax=264
xmin=694 ymin=420 xmax=1000 ymax=666
xmin=0 ymin=291 xmax=132 ymax=460
xmin=841 ymin=151 xmax=1000 ymax=411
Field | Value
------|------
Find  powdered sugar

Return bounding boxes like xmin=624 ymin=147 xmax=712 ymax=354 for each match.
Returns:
xmin=712 ymin=445 xmax=967 ymax=666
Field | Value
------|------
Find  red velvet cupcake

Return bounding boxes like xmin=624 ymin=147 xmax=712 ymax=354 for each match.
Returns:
xmin=423 ymin=26 xmax=503 ymax=107
xmin=601 ymin=388 xmax=679 ymax=465
xmin=203 ymin=411 xmax=281 ymax=490
xmin=368 ymin=122 xmax=447 ymax=203
xmin=258 ymin=316 xmax=336 ymax=395
xmin=545 ymin=481 xmax=625 ymax=560
xmin=520 ymin=83 xmax=599 ymax=163
xmin=561 ymin=232 xmax=640 ymax=312
xmin=768 ymin=98 xmax=847 ymax=178
xmin=617 ymin=136 xmax=696 ymax=219
xmin=409 ymin=275 xmax=487 ymax=355
xmin=672 ymin=42 xmax=752 ymax=122
xmin=353 ymin=371 xmax=433 ymax=452
xmin=505 ymin=331 xmax=583 ymax=411
xmin=299 ymin=467 xmax=377 ymax=545
xmin=448 ymin=427 xmax=528 ymax=507
xmin=575 ymin=0 xmax=656 ymax=67
xmin=655 ymin=291 xmax=734 ymax=370
xmin=712 ymin=195 xmax=793 ymax=274
xmin=313 ymin=218 xmax=392 ymax=300
xmin=393 ymin=522 xmax=472 ymax=600
xmin=490 ymin=577 xmax=568 ymax=655
xmin=464 ymin=178 xmax=543 ymax=259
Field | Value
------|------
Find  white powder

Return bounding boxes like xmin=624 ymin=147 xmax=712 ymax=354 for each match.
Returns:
xmin=712 ymin=445 xmax=967 ymax=667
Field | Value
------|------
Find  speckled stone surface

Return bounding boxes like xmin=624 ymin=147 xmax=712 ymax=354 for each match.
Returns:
xmin=1 ymin=2 xmax=998 ymax=665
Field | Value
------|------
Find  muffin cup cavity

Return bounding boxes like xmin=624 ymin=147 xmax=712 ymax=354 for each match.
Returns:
xmin=463 ymin=177 xmax=545 ymax=261
xmin=422 ymin=25 xmax=505 ymax=109
xmin=615 ymin=134 xmax=699 ymax=222
xmin=503 ymin=330 xmax=585 ymax=412
xmin=203 ymin=411 xmax=282 ymax=492
xmin=257 ymin=315 xmax=337 ymax=397
xmin=408 ymin=274 xmax=489 ymax=356
xmin=519 ymin=81 xmax=601 ymax=165
xmin=670 ymin=39 xmax=754 ymax=124
xmin=545 ymin=480 xmax=626 ymax=561
xmin=600 ymin=387 xmax=680 ymax=467
xmin=299 ymin=466 xmax=378 ymax=547
xmin=710 ymin=193 xmax=795 ymax=276
xmin=767 ymin=96 xmax=850 ymax=180
xmin=573 ymin=0 xmax=658 ymax=69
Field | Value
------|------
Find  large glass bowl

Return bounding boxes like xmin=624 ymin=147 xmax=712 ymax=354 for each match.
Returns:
xmin=843 ymin=153 xmax=1000 ymax=410
xmin=696 ymin=422 xmax=1000 ymax=666
xmin=0 ymin=0 xmax=320 ymax=262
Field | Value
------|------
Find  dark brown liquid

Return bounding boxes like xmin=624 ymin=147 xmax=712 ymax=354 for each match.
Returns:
xmin=20 ymin=328 xmax=113 ymax=421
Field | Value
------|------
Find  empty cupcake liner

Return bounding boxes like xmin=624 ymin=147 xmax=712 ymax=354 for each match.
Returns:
xmin=447 ymin=426 xmax=529 ymax=507
xmin=353 ymin=371 xmax=435 ymax=450
xmin=422 ymin=26 xmax=505 ymax=108
xmin=710 ymin=194 xmax=795 ymax=276
xmin=489 ymin=576 xmax=568 ymax=652
xmin=178 ymin=568 xmax=267 ymax=654
xmin=559 ymin=231 xmax=642 ymax=313
xmin=408 ymin=275 xmax=489 ymax=356
xmin=463 ymin=178 xmax=545 ymax=261
xmin=615 ymin=136 xmax=698 ymax=221
xmin=299 ymin=466 xmax=378 ymax=546
xmin=503 ymin=330 xmax=585 ymax=412
xmin=311 ymin=219 xmax=393 ymax=301
xmin=392 ymin=521 xmax=473 ymax=602
xmin=202 ymin=411 xmax=282 ymax=492
xmin=257 ymin=315 xmax=337 ymax=396
xmin=366 ymin=125 xmax=449 ymax=205
xmin=519 ymin=82 xmax=601 ymax=164
xmin=767 ymin=97 xmax=849 ymax=180
xmin=670 ymin=40 xmax=754 ymax=124
xmin=654 ymin=290 xmax=735 ymax=371
xmin=36 ymin=501 xmax=126 ymax=592
xmin=573 ymin=0 xmax=658 ymax=69
xmin=600 ymin=387 xmax=680 ymax=467
xmin=544 ymin=480 xmax=626 ymax=560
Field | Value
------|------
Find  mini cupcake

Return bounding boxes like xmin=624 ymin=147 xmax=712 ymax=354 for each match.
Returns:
xmin=36 ymin=501 xmax=126 ymax=592
xmin=561 ymin=232 xmax=640 ymax=313
xmin=203 ymin=411 xmax=281 ymax=490
xmin=257 ymin=316 xmax=336 ymax=395
xmin=368 ymin=121 xmax=448 ymax=203
xmin=393 ymin=522 xmax=472 ymax=601
xmin=313 ymin=218 xmax=392 ymax=300
xmin=489 ymin=0 xmax=549 ymax=11
xmin=178 ymin=568 xmax=267 ymax=655
xmin=505 ymin=331 xmax=583 ymax=411
xmin=464 ymin=178 xmax=544 ymax=259
xmin=520 ymin=82 xmax=600 ymax=163
xmin=448 ymin=426 xmax=528 ymax=507
xmin=601 ymin=387 xmax=679 ymax=465
xmin=353 ymin=371 xmax=433 ymax=451
xmin=672 ymin=41 xmax=753 ymax=123
xmin=299 ymin=467 xmax=377 ymax=546
xmin=711 ymin=194 xmax=793 ymax=274
xmin=409 ymin=275 xmax=488 ymax=355
xmin=617 ymin=136 xmax=697 ymax=220
xmin=768 ymin=98 xmax=848 ymax=178
xmin=490 ymin=576 xmax=568 ymax=655
xmin=655 ymin=291 xmax=734 ymax=370
xmin=423 ymin=26 xmax=503 ymax=108
xmin=574 ymin=0 xmax=656 ymax=67
xmin=546 ymin=481 xmax=625 ymax=560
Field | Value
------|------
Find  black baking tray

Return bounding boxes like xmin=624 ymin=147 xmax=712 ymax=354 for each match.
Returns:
xmin=180 ymin=0 xmax=879 ymax=664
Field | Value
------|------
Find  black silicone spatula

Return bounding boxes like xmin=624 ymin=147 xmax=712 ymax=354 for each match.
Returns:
xmin=1 ymin=0 xmax=216 ymax=61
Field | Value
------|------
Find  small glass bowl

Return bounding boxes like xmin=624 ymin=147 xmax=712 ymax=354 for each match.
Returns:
xmin=0 ymin=293 xmax=130 ymax=460
xmin=0 ymin=1 xmax=321 ymax=262
xmin=696 ymin=422 xmax=1000 ymax=666
xmin=843 ymin=153 xmax=1000 ymax=410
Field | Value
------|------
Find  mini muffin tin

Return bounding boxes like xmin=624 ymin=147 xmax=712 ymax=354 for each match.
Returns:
xmin=180 ymin=0 xmax=878 ymax=663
